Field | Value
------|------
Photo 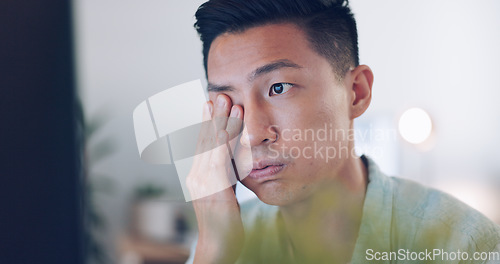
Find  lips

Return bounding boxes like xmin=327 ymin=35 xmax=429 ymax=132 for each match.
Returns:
xmin=246 ymin=160 xmax=286 ymax=181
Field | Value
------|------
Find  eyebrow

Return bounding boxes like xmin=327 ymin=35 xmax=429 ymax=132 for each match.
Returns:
xmin=206 ymin=83 xmax=234 ymax=93
xmin=207 ymin=59 xmax=302 ymax=93
xmin=249 ymin=59 xmax=302 ymax=82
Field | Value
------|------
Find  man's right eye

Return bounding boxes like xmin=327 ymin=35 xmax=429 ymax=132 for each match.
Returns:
xmin=269 ymin=83 xmax=293 ymax=96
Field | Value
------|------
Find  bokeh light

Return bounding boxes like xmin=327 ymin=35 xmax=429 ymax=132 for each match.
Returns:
xmin=398 ymin=108 xmax=433 ymax=144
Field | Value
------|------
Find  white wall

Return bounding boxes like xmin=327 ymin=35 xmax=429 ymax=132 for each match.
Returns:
xmin=351 ymin=0 xmax=500 ymax=220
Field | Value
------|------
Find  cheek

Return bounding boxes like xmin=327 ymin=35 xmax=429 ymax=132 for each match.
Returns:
xmin=317 ymin=85 xmax=351 ymax=124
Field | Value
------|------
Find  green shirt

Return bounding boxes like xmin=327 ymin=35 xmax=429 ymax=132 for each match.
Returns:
xmin=187 ymin=156 xmax=500 ymax=263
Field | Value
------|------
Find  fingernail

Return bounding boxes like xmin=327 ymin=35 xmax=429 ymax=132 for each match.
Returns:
xmin=230 ymin=106 xmax=240 ymax=118
xmin=217 ymin=95 xmax=226 ymax=108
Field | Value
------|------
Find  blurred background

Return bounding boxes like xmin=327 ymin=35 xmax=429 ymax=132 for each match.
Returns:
xmin=73 ymin=0 xmax=500 ymax=263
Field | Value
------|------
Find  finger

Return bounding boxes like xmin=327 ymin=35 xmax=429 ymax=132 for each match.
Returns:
xmin=213 ymin=94 xmax=232 ymax=132
xmin=189 ymin=131 xmax=233 ymax=200
xmin=215 ymin=130 xmax=231 ymax=165
xmin=202 ymin=101 xmax=213 ymax=122
xmin=224 ymin=108 xmax=244 ymax=182
xmin=211 ymin=130 xmax=235 ymax=185
xmin=191 ymin=102 xmax=211 ymax=170
xmin=226 ymin=105 xmax=243 ymax=154
xmin=196 ymin=101 xmax=216 ymax=154
xmin=226 ymin=105 xmax=243 ymax=140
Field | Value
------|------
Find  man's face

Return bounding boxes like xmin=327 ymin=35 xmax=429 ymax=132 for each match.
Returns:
xmin=207 ymin=23 xmax=353 ymax=206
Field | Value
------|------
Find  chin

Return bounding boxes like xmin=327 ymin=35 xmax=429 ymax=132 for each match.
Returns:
xmin=258 ymin=196 xmax=294 ymax=206
xmin=247 ymin=181 xmax=299 ymax=206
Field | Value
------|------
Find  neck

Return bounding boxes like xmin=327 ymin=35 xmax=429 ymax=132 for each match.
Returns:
xmin=278 ymin=156 xmax=368 ymax=263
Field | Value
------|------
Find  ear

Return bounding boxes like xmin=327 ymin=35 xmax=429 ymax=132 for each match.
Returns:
xmin=348 ymin=65 xmax=373 ymax=119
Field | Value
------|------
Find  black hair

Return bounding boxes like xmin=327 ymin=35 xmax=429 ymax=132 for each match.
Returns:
xmin=194 ymin=0 xmax=359 ymax=80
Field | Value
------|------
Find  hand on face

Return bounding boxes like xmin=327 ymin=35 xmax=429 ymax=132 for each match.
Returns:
xmin=186 ymin=94 xmax=246 ymax=264
xmin=187 ymin=94 xmax=244 ymax=200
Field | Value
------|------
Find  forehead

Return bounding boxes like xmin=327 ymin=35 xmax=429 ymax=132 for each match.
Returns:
xmin=207 ymin=23 xmax=327 ymax=83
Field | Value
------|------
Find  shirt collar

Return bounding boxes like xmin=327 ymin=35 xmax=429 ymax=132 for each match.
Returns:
xmin=351 ymin=155 xmax=394 ymax=261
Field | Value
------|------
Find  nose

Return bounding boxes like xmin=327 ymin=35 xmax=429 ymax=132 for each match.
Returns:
xmin=240 ymin=102 xmax=277 ymax=148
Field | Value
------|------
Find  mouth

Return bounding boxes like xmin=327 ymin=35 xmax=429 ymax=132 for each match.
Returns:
xmin=246 ymin=161 xmax=286 ymax=182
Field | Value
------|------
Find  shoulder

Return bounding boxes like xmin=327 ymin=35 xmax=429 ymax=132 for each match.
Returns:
xmin=362 ymin=155 xmax=500 ymax=253
xmin=389 ymin=176 xmax=500 ymax=252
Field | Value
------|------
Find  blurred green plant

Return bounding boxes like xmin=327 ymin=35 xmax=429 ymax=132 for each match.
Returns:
xmin=133 ymin=183 xmax=166 ymax=200
xmin=83 ymin=112 xmax=116 ymax=264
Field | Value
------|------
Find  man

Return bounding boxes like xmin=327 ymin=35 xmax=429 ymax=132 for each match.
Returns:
xmin=185 ymin=0 xmax=500 ymax=263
